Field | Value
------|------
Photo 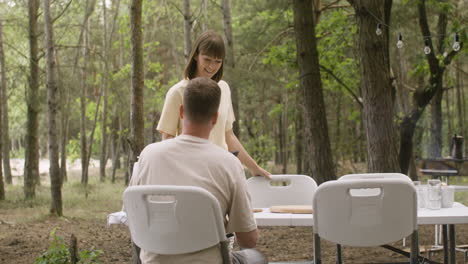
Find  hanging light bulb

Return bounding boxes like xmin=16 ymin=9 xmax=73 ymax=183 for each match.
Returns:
xmin=396 ymin=33 xmax=404 ymax=49
xmin=375 ymin=23 xmax=382 ymax=36
xmin=424 ymin=39 xmax=431 ymax=55
xmin=452 ymin=32 xmax=461 ymax=51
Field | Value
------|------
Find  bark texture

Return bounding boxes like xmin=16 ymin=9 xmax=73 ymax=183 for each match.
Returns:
xmin=43 ymin=0 xmax=63 ymax=216
xmin=293 ymin=0 xmax=335 ymax=184
xmin=0 ymin=21 xmax=11 ymax=185
xmin=24 ymin=0 xmax=40 ymax=199
xmin=350 ymin=0 xmax=400 ymax=173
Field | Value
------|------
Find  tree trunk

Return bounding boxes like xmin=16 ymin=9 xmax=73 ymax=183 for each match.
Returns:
xmin=24 ymin=0 xmax=40 ymax=199
xmin=130 ymin=0 xmax=145 ymax=261
xmin=0 ymin=21 xmax=11 ymax=185
xmin=0 ymin=21 xmax=3 ymax=199
xmin=80 ymin=22 xmax=89 ymax=185
xmin=293 ymin=0 xmax=335 ymax=184
xmin=110 ymin=106 xmax=121 ymax=183
xmin=428 ymin=6 xmax=448 ymax=158
xmin=183 ymin=0 xmax=192 ymax=62
xmin=57 ymin=54 xmax=69 ymax=184
xmin=221 ymin=0 xmax=240 ymax=136
xmin=79 ymin=0 xmax=96 ymax=185
xmin=349 ymin=0 xmax=400 ymax=173
xmin=43 ymin=0 xmax=63 ymax=216
xmin=399 ymin=0 xmax=460 ymax=173
xmin=455 ymin=59 xmax=465 ymax=140
xmin=100 ymin=0 xmax=109 ymax=182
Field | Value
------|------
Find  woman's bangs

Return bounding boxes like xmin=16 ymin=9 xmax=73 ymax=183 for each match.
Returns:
xmin=200 ymin=40 xmax=225 ymax=59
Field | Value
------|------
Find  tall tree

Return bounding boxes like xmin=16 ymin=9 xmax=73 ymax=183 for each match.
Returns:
xmin=43 ymin=0 xmax=63 ymax=216
xmin=348 ymin=0 xmax=400 ymax=173
xmin=78 ymin=0 xmax=96 ymax=185
xmin=399 ymin=0 xmax=462 ymax=174
xmin=0 ymin=20 xmax=11 ymax=185
xmin=427 ymin=1 xmax=448 ymax=158
xmin=221 ymin=0 xmax=240 ymax=136
xmin=293 ymin=0 xmax=335 ymax=184
xmin=130 ymin=0 xmax=144 ymax=261
xmin=100 ymin=0 xmax=109 ymax=182
xmin=24 ymin=0 xmax=40 ymax=199
xmin=183 ymin=0 xmax=192 ymax=61
xmin=0 ymin=21 xmax=4 ymax=200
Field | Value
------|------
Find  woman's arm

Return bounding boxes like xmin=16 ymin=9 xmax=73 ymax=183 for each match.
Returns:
xmin=225 ymin=130 xmax=270 ymax=178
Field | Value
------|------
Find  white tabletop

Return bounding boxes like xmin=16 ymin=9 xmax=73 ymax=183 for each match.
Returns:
xmin=254 ymin=202 xmax=468 ymax=227
xmin=107 ymin=203 xmax=468 ymax=227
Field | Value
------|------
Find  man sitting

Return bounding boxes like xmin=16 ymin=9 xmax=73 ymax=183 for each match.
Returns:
xmin=129 ymin=77 xmax=267 ymax=264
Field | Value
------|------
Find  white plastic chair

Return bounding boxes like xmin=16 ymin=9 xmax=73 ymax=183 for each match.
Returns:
xmin=313 ymin=178 xmax=419 ymax=264
xmin=123 ymin=185 xmax=232 ymax=264
xmin=246 ymin=175 xmax=317 ymax=208
xmin=339 ymin=172 xmax=412 ymax=182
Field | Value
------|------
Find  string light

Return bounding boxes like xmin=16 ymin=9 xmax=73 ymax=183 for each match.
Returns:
xmin=365 ymin=8 xmax=465 ymax=55
xmin=397 ymin=33 xmax=404 ymax=49
xmin=452 ymin=33 xmax=460 ymax=51
xmin=375 ymin=23 xmax=383 ymax=36
xmin=424 ymin=39 xmax=431 ymax=55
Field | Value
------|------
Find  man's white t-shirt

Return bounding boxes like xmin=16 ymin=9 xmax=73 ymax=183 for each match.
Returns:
xmin=129 ymin=135 xmax=256 ymax=264
xmin=157 ymin=80 xmax=236 ymax=150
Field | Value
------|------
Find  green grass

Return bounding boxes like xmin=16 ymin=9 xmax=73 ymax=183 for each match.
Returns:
xmin=0 ymin=171 xmax=127 ymax=223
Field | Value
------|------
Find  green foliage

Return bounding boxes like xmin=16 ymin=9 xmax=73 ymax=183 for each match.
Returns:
xmin=34 ymin=228 xmax=70 ymax=264
xmin=34 ymin=228 xmax=103 ymax=264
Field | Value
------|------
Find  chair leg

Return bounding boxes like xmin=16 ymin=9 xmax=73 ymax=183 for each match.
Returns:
xmin=220 ymin=241 xmax=232 ymax=264
xmin=314 ymin=233 xmax=322 ymax=264
xmin=336 ymin=244 xmax=342 ymax=264
xmin=410 ymin=230 xmax=419 ymax=264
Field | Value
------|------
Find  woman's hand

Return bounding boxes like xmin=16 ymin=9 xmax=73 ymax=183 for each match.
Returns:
xmin=250 ymin=165 xmax=271 ymax=179
xmin=225 ymin=130 xmax=271 ymax=179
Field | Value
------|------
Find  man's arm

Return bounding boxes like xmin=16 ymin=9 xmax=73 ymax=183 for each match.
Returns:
xmin=235 ymin=229 xmax=258 ymax=249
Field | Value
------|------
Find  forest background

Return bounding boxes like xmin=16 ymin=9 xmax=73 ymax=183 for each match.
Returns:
xmin=0 ymin=0 xmax=466 ymax=216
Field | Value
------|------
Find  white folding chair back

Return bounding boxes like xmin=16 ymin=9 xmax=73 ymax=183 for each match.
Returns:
xmin=123 ymin=185 xmax=231 ymax=263
xmin=313 ymin=179 xmax=418 ymax=264
xmin=247 ymin=175 xmax=317 ymax=208
xmin=339 ymin=172 xmax=411 ymax=182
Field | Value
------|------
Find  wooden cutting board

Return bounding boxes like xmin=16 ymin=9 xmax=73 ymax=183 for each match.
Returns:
xmin=269 ymin=205 xmax=313 ymax=214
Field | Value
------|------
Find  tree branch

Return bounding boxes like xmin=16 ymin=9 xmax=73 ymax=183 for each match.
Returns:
xmin=319 ymin=64 xmax=362 ymax=107
xmin=248 ymin=27 xmax=293 ymax=71
xmin=52 ymin=0 xmax=74 ymax=24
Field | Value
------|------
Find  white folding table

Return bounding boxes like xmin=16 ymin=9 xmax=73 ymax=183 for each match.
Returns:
xmin=107 ymin=203 xmax=468 ymax=264
xmin=253 ymin=202 xmax=468 ymax=264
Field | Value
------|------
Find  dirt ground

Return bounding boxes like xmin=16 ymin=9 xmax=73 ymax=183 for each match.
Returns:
xmin=1 ymin=213 xmax=468 ymax=263
xmin=2 ymin=160 xmax=468 ymax=263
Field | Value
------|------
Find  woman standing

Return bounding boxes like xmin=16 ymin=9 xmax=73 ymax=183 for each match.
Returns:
xmin=157 ymin=31 xmax=270 ymax=178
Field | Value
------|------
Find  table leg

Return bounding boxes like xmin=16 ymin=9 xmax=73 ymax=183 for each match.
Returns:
xmin=443 ymin=225 xmax=448 ymax=264
xmin=336 ymin=244 xmax=342 ymax=264
xmin=449 ymin=224 xmax=455 ymax=264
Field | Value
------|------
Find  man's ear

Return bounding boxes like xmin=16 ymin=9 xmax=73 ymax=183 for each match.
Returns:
xmin=212 ymin=112 xmax=218 ymax=125
xmin=179 ymin=105 xmax=184 ymax=119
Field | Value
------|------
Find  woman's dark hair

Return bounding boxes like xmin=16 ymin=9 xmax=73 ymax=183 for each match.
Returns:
xmin=184 ymin=31 xmax=225 ymax=82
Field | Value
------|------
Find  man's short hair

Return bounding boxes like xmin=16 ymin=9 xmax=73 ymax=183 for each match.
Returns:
xmin=183 ymin=77 xmax=221 ymax=123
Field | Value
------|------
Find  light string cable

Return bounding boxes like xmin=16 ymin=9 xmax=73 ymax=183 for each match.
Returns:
xmin=366 ymin=7 xmax=466 ymax=55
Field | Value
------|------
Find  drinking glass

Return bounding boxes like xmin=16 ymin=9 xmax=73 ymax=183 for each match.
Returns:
xmin=427 ymin=179 xmax=442 ymax=210
xmin=413 ymin=181 xmax=426 ymax=209
xmin=441 ymin=185 xmax=455 ymax=208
